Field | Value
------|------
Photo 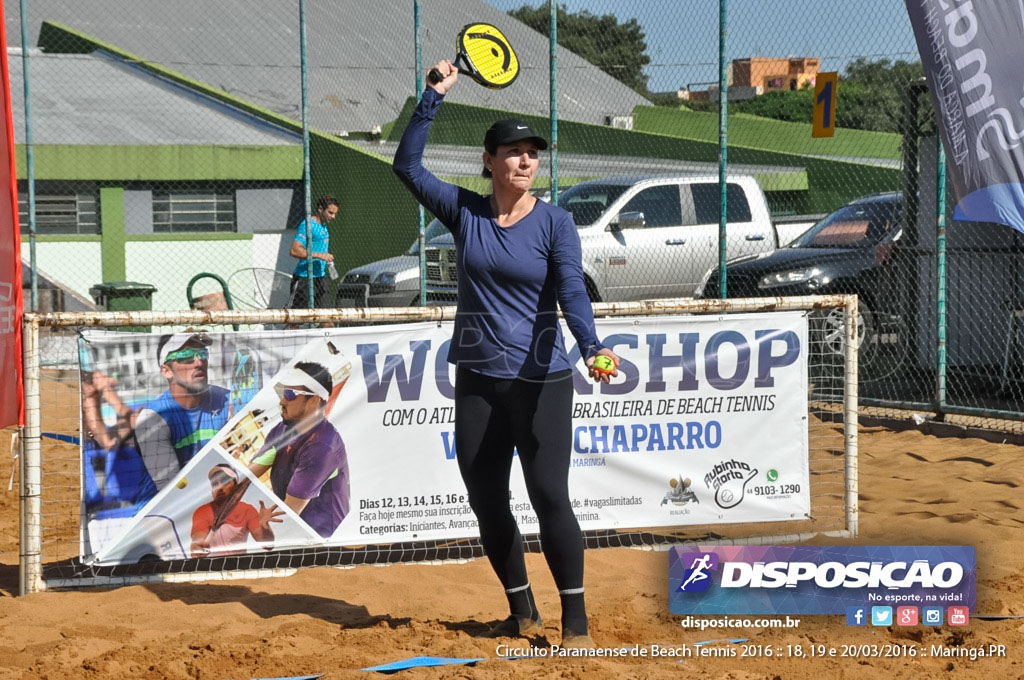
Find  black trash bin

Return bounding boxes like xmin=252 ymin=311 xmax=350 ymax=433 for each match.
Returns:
xmin=89 ymin=281 xmax=158 ymax=332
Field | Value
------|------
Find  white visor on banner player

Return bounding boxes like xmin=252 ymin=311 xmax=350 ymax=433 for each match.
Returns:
xmin=275 ymin=366 xmax=330 ymax=400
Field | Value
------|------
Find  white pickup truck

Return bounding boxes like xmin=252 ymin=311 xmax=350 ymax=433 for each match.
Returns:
xmin=424 ymin=174 xmax=815 ymax=303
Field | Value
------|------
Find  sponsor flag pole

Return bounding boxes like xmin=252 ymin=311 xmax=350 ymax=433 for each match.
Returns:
xmin=935 ymin=138 xmax=948 ymax=413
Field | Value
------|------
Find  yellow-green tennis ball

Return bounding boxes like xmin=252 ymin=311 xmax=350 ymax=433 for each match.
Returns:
xmin=592 ymin=355 xmax=615 ymax=373
xmin=176 ymin=477 xmax=189 ymax=489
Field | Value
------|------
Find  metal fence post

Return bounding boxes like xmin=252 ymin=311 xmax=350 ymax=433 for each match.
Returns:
xmin=935 ymin=137 xmax=948 ymax=416
xmin=415 ymin=0 xmax=427 ymax=306
xmin=549 ymin=0 xmax=558 ymax=205
xmin=717 ymin=0 xmax=728 ymax=299
xmin=844 ymin=295 xmax=860 ymax=538
xmin=300 ymin=0 xmax=314 ymax=307
xmin=18 ymin=0 xmax=37 ymax=312
xmin=19 ymin=316 xmax=42 ymax=595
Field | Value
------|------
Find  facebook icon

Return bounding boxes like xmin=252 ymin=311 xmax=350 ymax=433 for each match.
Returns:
xmin=846 ymin=606 xmax=867 ymax=626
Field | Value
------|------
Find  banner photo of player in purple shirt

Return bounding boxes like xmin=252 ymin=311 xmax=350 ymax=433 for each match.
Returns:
xmin=246 ymin=362 xmax=350 ymax=538
xmin=212 ymin=339 xmax=353 ymax=541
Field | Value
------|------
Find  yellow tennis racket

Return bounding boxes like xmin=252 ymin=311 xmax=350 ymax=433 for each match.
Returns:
xmin=428 ymin=23 xmax=520 ymax=90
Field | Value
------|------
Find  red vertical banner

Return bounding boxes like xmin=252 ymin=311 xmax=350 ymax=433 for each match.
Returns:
xmin=0 ymin=4 xmax=25 ymax=427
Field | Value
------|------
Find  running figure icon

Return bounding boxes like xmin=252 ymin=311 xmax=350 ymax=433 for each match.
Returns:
xmin=680 ymin=554 xmax=714 ymax=591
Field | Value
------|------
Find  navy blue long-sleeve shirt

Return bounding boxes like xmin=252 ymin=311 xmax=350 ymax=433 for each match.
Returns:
xmin=392 ymin=88 xmax=603 ymax=379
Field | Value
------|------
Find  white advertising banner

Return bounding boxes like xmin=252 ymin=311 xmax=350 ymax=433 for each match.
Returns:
xmin=80 ymin=312 xmax=809 ymax=566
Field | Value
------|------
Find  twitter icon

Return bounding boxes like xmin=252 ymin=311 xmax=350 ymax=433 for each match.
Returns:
xmin=871 ymin=606 xmax=893 ymax=626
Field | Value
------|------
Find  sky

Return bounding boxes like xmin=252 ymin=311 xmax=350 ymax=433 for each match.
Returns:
xmin=483 ymin=0 xmax=920 ymax=93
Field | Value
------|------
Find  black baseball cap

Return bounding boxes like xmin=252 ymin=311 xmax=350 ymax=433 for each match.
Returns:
xmin=484 ymin=119 xmax=548 ymax=153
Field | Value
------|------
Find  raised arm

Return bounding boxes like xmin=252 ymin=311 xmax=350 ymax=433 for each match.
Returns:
xmin=392 ymin=61 xmax=463 ymax=231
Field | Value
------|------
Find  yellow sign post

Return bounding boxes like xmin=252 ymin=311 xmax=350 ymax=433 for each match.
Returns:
xmin=813 ymin=72 xmax=838 ymax=138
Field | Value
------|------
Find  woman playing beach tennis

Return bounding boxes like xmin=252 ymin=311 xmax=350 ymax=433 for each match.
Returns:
xmin=392 ymin=59 xmax=619 ymax=647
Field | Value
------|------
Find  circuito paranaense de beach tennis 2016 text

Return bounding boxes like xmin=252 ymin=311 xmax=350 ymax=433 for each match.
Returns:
xmin=494 ymin=643 xmax=1009 ymax=660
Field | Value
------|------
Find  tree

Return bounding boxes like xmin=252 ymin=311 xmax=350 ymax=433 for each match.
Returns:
xmin=728 ymin=87 xmax=816 ymax=123
xmin=840 ymin=58 xmax=927 ymax=134
xmin=508 ymin=4 xmax=651 ymax=95
xmin=726 ymin=81 xmax=870 ymax=127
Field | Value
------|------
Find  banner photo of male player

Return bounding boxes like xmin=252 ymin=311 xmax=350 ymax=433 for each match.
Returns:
xmin=78 ymin=328 xmax=329 ymax=556
xmin=82 ymin=312 xmax=810 ymax=566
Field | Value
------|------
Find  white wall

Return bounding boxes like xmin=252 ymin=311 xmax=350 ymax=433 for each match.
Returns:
xmin=23 ymin=235 xmax=302 ymax=312
xmin=22 ymin=240 xmax=104 ymax=303
xmin=126 ymin=239 xmax=254 ymax=311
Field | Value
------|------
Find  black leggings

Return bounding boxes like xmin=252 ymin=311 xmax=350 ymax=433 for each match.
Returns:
xmin=454 ymin=366 xmax=583 ymax=592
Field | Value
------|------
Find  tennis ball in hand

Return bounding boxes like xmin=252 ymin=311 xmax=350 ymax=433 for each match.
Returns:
xmin=591 ymin=355 xmax=616 ymax=375
xmin=176 ymin=477 xmax=189 ymax=489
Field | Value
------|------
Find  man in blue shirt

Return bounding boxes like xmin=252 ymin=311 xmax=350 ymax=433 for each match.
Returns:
xmin=290 ymin=195 xmax=340 ymax=308
xmin=134 ymin=333 xmax=230 ymax=501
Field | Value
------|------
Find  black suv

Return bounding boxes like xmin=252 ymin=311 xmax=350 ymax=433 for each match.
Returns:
xmin=697 ymin=192 xmax=903 ymax=368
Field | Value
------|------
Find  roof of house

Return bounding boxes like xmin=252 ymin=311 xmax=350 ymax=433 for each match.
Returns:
xmin=4 ymin=0 xmax=650 ymax=134
xmin=7 ymin=49 xmax=300 ymax=146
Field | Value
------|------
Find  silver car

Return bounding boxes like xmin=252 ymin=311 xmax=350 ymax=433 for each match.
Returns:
xmin=335 ymin=219 xmax=449 ymax=307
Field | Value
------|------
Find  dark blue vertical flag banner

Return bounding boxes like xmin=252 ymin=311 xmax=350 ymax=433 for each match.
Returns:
xmin=905 ymin=0 xmax=1024 ymax=233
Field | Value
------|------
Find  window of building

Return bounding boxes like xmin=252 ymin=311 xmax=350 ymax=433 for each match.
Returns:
xmin=152 ymin=188 xmax=236 ymax=232
xmin=17 ymin=181 xmax=100 ymax=235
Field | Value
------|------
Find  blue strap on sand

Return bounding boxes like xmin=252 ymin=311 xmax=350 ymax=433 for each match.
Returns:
xmin=360 ymin=656 xmax=485 ymax=673
xmin=693 ymin=638 xmax=748 ymax=646
xmin=43 ymin=432 xmax=80 ymax=445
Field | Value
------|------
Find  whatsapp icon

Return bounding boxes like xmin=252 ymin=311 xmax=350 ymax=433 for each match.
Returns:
xmin=766 ymin=469 xmax=779 ymax=482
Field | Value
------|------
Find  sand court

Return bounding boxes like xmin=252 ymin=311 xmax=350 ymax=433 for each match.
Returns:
xmin=0 ymin=421 xmax=1021 ymax=679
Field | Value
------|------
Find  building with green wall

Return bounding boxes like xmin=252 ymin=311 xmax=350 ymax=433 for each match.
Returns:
xmin=14 ymin=30 xmax=422 ymax=311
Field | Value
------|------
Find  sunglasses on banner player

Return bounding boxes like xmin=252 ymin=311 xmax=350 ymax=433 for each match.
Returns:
xmin=164 ymin=348 xmax=209 ymax=364
xmin=274 ymin=385 xmax=318 ymax=401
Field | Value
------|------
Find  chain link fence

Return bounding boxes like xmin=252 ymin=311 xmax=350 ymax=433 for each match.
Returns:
xmin=5 ymin=1 xmax=1023 ymax=441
